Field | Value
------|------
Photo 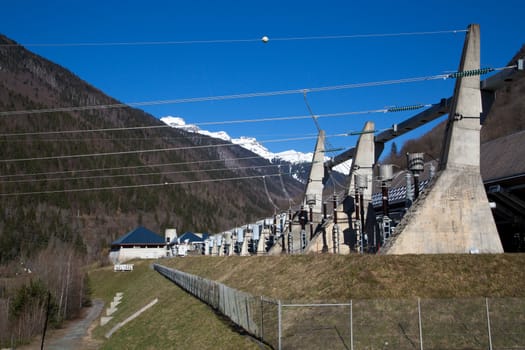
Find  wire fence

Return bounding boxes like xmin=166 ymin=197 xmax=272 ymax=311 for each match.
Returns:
xmin=153 ymin=264 xmax=525 ymax=350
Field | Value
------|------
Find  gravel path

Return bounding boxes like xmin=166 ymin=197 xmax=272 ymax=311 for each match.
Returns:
xmin=19 ymin=299 xmax=104 ymax=350
xmin=45 ymin=299 xmax=104 ymax=350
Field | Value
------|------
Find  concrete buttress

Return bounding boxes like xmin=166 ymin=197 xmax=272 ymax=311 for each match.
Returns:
xmin=383 ymin=24 xmax=503 ymax=254
xmin=306 ymin=121 xmax=376 ymax=254
xmin=304 ymin=130 xmax=326 ymax=215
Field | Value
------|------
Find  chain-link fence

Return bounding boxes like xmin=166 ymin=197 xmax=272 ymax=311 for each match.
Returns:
xmin=154 ymin=264 xmax=525 ymax=350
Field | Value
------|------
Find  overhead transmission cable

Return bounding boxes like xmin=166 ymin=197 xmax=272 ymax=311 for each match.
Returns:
xmin=262 ymin=176 xmax=280 ymax=212
xmin=303 ymin=91 xmax=321 ymax=132
xmin=0 ymin=102 xmax=435 ymax=164
xmin=0 ymin=103 xmax=434 ymax=138
xmin=0 ymin=173 xmax=285 ymax=197
xmin=0 ymin=133 xmax=354 ymax=163
xmin=0 ymin=132 xmax=320 ymax=142
xmin=0 ymin=29 xmax=467 ymax=48
xmin=0 ymin=65 xmax=514 ymax=117
xmin=0 ymin=164 xmax=281 ymax=184
xmin=0 ymin=155 xmax=263 ymax=179
xmin=278 ymin=164 xmax=295 ymax=207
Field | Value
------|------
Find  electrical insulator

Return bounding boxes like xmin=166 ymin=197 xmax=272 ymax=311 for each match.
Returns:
xmin=332 ymin=224 xmax=339 ymax=254
xmin=387 ymin=104 xmax=425 ymax=113
xmin=301 ymin=229 xmax=307 ymax=250
xmin=447 ymin=67 xmax=494 ymax=79
xmin=265 ymin=235 xmax=274 ymax=251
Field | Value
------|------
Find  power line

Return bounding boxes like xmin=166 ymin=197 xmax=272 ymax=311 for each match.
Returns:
xmin=0 ymin=135 xmax=316 ymax=143
xmin=0 ymin=142 xmax=236 ymax=163
xmin=270 ymin=29 xmax=468 ymax=42
xmin=0 ymin=104 xmax=431 ymax=163
xmin=0 ymin=133 xmax=351 ymax=163
xmin=0 ymin=173 xmax=284 ymax=197
xmin=0 ymin=124 xmax=403 ymax=170
xmin=1 ymin=129 xmax=364 ymax=182
xmin=278 ymin=165 xmax=295 ymax=207
xmin=0 ymin=156 xmax=264 ymax=179
xmin=0 ymin=73 xmax=469 ymax=117
xmin=303 ymin=91 xmax=321 ymax=132
xmin=262 ymin=176 xmax=279 ymax=212
xmin=0 ymin=124 xmax=401 ymax=179
xmin=0 ymin=163 xmax=281 ymax=184
xmin=0 ymin=105 xmax=431 ymax=137
xmin=0 ymin=124 xmax=168 ymax=136
xmin=0 ymin=29 xmax=467 ymax=47
xmin=2 ymin=65 xmax=512 ymax=118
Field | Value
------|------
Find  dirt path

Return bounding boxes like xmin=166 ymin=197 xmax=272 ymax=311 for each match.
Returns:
xmin=19 ymin=299 xmax=104 ymax=350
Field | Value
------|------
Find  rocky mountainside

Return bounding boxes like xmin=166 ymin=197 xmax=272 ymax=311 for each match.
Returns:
xmin=0 ymin=34 xmax=305 ymax=262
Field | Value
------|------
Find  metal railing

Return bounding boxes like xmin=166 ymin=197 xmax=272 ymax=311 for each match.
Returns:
xmin=154 ymin=264 xmax=525 ymax=350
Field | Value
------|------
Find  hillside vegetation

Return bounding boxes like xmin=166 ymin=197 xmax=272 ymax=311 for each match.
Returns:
xmin=89 ymin=261 xmax=262 ymax=350
xmin=86 ymin=255 xmax=525 ymax=349
xmin=160 ymin=254 xmax=525 ymax=300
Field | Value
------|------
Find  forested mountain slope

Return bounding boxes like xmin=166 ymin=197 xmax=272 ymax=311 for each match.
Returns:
xmin=0 ymin=34 xmax=303 ymax=262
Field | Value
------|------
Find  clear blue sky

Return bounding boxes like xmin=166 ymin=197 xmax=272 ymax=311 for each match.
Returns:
xmin=2 ymin=0 xmax=523 ymax=156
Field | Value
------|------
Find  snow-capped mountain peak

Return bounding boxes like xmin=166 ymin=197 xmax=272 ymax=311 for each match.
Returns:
xmin=161 ymin=116 xmax=200 ymax=133
xmin=274 ymin=150 xmax=314 ymax=163
xmin=231 ymin=136 xmax=275 ymax=160
xmin=160 ymin=116 xmax=312 ymax=164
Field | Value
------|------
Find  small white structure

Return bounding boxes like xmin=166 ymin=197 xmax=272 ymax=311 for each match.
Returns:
xmin=109 ymin=226 xmax=166 ymax=263
xmin=167 ymin=232 xmax=208 ymax=256
xmin=113 ymin=264 xmax=134 ymax=272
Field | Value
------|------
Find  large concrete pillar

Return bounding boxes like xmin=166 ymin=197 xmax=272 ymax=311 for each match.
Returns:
xmin=440 ymin=24 xmax=483 ymax=170
xmin=384 ymin=24 xmax=503 ymax=254
xmin=240 ymin=229 xmax=252 ymax=256
xmin=346 ymin=121 xmax=375 ymax=203
xmin=303 ymin=130 xmax=326 ymax=215
xmin=306 ymin=121 xmax=375 ymax=254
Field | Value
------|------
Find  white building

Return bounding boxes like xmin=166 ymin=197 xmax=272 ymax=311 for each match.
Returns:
xmin=109 ymin=226 xmax=167 ymax=263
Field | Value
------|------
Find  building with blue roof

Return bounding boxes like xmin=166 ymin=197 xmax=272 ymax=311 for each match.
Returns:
xmin=177 ymin=232 xmax=209 ymax=244
xmin=109 ymin=226 xmax=168 ymax=263
xmin=165 ymin=231 xmax=210 ymax=256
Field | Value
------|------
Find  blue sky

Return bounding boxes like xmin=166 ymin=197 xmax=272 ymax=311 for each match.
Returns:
xmin=2 ymin=0 xmax=523 ymax=156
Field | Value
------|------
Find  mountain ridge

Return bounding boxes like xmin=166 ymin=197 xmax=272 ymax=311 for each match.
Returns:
xmin=0 ymin=34 xmax=305 ymax=262
xmin=160 ymin=115 xmax=315 ymax=162
xmin=160 ymin=115 xmax=352 ymax=176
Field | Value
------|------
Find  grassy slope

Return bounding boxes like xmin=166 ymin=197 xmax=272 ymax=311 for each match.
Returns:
xmin=160 ymin=254 xmax=525 ymax=300
xmin=89 ymin=261 xmax=261 ymax=350
xmin=89 ymin=254 xmax=525 ymax=348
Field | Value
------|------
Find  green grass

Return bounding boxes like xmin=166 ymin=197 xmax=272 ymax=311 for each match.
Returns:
xmin=89 ymin=261 xmax=262 ymax=350
xmin=89 ymin=254 xmax=525 ymax=349
xmin=160 ymin=254 xmax=525 ymax=300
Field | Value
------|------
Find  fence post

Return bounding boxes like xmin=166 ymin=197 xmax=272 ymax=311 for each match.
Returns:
xmin=418 ymin=298 xmax=424 ymax=350
xmin=278 ymin=300 xmax=282 ymax=350
xmin=486 ymin=298 xmax=493 ymax=350
xmin=350 ymin=300 xmax=354 ymax=350
xmin=260 ymin=296 xmax=264 ymax=340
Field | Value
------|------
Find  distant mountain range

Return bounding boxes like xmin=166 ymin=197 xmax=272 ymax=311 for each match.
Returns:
xmin=160 ymin=116 xmax=350 ymax=175
xmin=160 ymin=116 xmax=315 ymax=163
